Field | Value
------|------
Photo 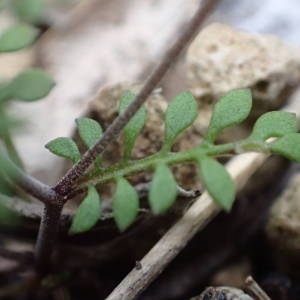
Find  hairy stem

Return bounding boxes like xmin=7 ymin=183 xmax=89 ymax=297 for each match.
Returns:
xmin=79 ymin=142 xmax=236 ymax=188
xmin=35 ymin=204 xmax=63 ymax=275
xmin=53 ymin=0 xmax=221 ymax=197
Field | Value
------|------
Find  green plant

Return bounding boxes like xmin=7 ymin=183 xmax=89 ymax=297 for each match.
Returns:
xmin=0 ymin=0 xmax=298 ymax=290
xmin=0 ymin=0 xmax=53 ymax=219
xmin=0 ymin=0 xmax=54 ymax=165
xmin=45 ymin=88 xmax=300 ymax=233
xmin=0 ymin=0 xmax=53 ymax=236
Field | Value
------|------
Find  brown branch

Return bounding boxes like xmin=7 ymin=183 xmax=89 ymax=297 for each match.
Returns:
xmin=133 ymin=182 xmax=200 ymax=198
xmin=53 ymin=0 xmax=221 ymax=197
xmin=35 ymin=203 xmax=63 ymax=275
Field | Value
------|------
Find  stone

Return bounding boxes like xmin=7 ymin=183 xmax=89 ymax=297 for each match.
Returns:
xmin=190 ymin=286 xmax=254 ymax=300
xmin=186 ymin=23 xmax=300 ymax=115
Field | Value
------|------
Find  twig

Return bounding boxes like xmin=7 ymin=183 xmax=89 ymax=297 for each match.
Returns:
xmin=105 ymin=153 xmax=268 ymax=300
xmin=177 ymin=185 xmax=200 ymax=198
xmin=245 ymin=276 xmax=271 ymax=300
xmin=53 ymin=0 xmax=221 ymax=197
xmin=134 ymin=182 xmax=200 ymax=198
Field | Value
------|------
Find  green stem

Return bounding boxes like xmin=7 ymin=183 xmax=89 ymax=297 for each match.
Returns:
xmin=79 ymin=142 xmax=235 ymax=188
xmin=2 ymin=132 xmax=24 ymax=169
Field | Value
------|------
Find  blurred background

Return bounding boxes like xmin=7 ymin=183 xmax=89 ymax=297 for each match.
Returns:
xmin=1 ymin=0 xmax=300 ymax=183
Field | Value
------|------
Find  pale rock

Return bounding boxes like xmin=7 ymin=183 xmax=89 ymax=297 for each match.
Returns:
xmin=186 ymin=23 xmax=300 ymax=114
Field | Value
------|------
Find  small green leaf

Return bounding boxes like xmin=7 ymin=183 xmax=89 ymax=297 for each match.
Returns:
xmin=119 ymin=91 xmax=146 ymax=159
xmin=69 ymin=185 xmax=101 ymax=234
xmin=113 ymin=177 xmax=139 ymax=231
xmin=270 ymin=133 xmax=300 ymax=162
xmin=164 ymin=91 xmax=198 ymax=149
xmin=8 ymin=69 xmax=55 ymax=101
xmin=76 ymin=117 xmax=103 ymax=149
xmin=0 ymin=24 xmax=39 ymax=52
xmin=249 ymin=111 xmax=297 ymax=141
xmin=11 ymin=0 xmax=45 ymax=22
xmin=206 ymin=89 xmax=252 ymax=142
xmin=198 ymin=156 xmax=235 ymax=211
xmin=149 ymin=164 xmax=177 ymax=214
xmin=45 ymin=137 xmax=80 ymax=163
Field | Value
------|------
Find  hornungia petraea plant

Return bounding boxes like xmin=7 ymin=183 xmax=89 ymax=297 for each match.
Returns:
xmin=46 ymin=89 xmax=300 ymax=232
xmin=0 ymin=0 xmax=299 ymax=286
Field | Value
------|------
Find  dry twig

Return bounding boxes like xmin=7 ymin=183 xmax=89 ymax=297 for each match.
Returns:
xmin=245 ymin=276 xmax=271 ymax=300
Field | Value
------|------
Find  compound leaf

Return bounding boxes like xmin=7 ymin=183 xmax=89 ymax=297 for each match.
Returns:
xmin=69 ymin=185 xmax=101 ymax=234
xmin=76 ymin=117 xmax=103 ymax=149
xmin=11 ymin=0 xmax=45 ymax=22
xmin=113 ymin=177 xmax=139 ymax=231
xmin=45 ymin=137 xmax=80 ymax=163
xmin=119 ymin=91 xmax=146 ymax=159
xmin=249 ymin=111 xmax=297 ymax=141
xmin=164 ymin=91 xmax=198 ymax=149
xmin=149 ymin=164 xmax=177 ymax=214
xmin=198 ymin=156 xmax=235 ymax=211
xmin=8 ymin=69 xmax=55 ymax=101
xmin=270 ymin=133 xmax=300 ymax=162
xmin=0 ymin=24 xmax=39 ymax=52
xmin=206 ymin=89 xmax=252 ymax=143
